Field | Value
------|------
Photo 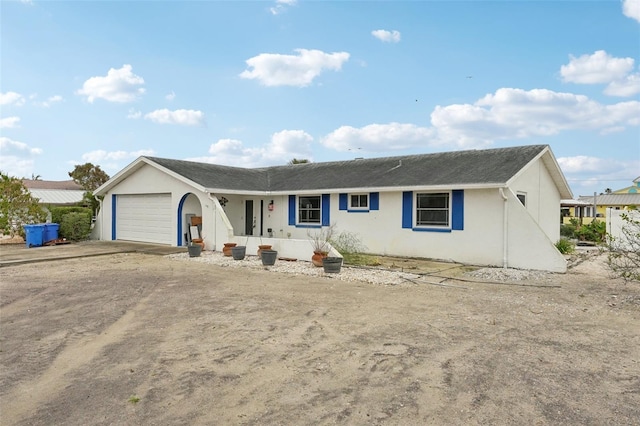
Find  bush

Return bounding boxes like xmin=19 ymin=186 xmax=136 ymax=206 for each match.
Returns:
xmin=555 ymin=238 xmax=575 ymax=254
xmin=560 ymin=223 xmax=577 ymax=238
xmin=59 ymin=211 xmax=92 ymax=241
xmin=576 ymin=220 xmax=606 ymax=243
xmin=330 ymin=231 xmax=379 ymax=266
xmin=50 ymin=206 xmax=93 ymax=226
xmin=606 ymin=212 xmax=640 ymax=282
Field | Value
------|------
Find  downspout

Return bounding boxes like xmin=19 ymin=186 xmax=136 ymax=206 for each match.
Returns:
xmin=499 ymin=188 xmax=508 ymax=269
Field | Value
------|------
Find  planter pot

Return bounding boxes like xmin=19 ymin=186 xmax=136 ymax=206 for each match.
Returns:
xmin=312 ymin=250 xmax=328 ymax=267
xmin=261 ymin=249 xmax=278 ymax=266
xmin=223 ymin=243 xmax=237 ymax=257
xmin=322 ymin=257 xmax=343 ymax=273
xmin=188 ymin=244 xmax=202 ymax=258
xmin=231 ymin=246 xmax=246 ymax=260
xmin=257 ymin=244 xmax=272 ymax=258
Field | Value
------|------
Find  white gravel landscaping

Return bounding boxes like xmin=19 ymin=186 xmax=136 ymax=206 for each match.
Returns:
xmin=166 ymin=250 xmax=555 ymax=286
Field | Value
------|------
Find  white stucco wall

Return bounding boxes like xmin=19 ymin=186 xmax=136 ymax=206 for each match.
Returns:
xmin=97 ymin=164 xmax=215 ymax=248
xmin=96 ymin=158 xmax=567 ymax=272
xmin=510 ymin=155 xmax=562 ymax=244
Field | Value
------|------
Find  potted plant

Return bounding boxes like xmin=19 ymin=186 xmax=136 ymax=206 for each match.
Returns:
xmin=223 ymin=242 xmax=237 ymax=257
xmin=231 ymin=237 xmax=249 ymax=260
xmin=188 ymin=242 xmax=202 ymax=257
xmin=322 ymin=256 xmax=343 ymax=273
xmin=257 ymin=237 xmax=272 ymax=258
xmin=261 ymin=249 xmax=278 ymax=266
xmin=307 ymin=224 xmax=335 ymax=267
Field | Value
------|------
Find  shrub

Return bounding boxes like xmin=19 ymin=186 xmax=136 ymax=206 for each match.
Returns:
xmin=560 ymin=223 xmax=577 ymax=238
xmin=555 ymin=238 xmax=575 ymax=254
xmin=50 ymin=206 xmax=92 ymax=226
xmin=59 ymin=211 xmax=92 ymax=241
xmin=330 ymin=230 xmax=379 ymax=266
xmin=606 ymin=212 xmax=640 ymax=282
xmin=575 ymin=220 xmax=606 ymax=243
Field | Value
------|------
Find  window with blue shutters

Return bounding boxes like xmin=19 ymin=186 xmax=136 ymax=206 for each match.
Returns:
xmin=289 ymin=194 xmax=330 ymax=227
xmin=339 ymin=192 xmax=379 ymax=213
xmin=402 ymin=190 xmax=464 ymax=232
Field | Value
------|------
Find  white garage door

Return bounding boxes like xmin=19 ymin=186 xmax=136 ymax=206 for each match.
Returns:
xmin=116 ymin=194 xmax=173 ymax=245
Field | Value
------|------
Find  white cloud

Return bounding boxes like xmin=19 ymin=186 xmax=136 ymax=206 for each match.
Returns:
xmin=239 ymin=49 xmax=350 ymax=87
xmin=560 ymin=50 xmax=640 ymax=97
xmin=0 ymin=91 xmax=26 ymax=106
xmin=36 ymin=95 xmax=64 ymax=108
xmin=127 ymin=109 xmax=142 ymax=119
xmin=623 ymin=0 xmax=640 ymax=22
xmin=144 ymin=109 xmax=205 ymax=126
xmin=560 ymin=50 xmax=634 ymax=84
xmin=80 ymin=149 xmax=155 ymax=164
xmin=270 ymin=0 xmax=297 ymax=15
xmin=187 ymin=130 xmax=313 ymax=168
xmin=322 ymin=123 xmax=434 ymax=151
xmin=0 ymin=116 xmax=21 ymax=129
xmin=430 ymin=88 xmax=640 ymax=146
xmin=165 ymin=91 xmax=176 ymax=101
xmin=76 ymin=64 xmax=145 ymax=103
xmin=0 ymin=137 xmax=42 ymax=178
xmin=557 ymin=155 xmax=640 ymax=195
xmin=75 ymin=149 xmax=156 ymax=176
xmin=371 ymin=29 xmax=401 ymax=43
xmin=604 ymin=72 xmax=640 ymax=97
xmin=318 ymin=88 xmax=639 ymax=152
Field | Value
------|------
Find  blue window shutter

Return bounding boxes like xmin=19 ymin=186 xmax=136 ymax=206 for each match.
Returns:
xmin=339 ymin=193 xmax=347 ymax=210
xmin=370 ymin=192 xmax=379 ymax=210
xmin=288 ymin=195 xmax=296 ymax=225
xmin=111 ymin=194 xmax=117 ymax=240
xmin=452 ymin=190 xmax=464 ymax=230
xmin=402 ymin=191 xmax=413 ymax=228
xmin=322 ymin=194 xmax=330 ymax=226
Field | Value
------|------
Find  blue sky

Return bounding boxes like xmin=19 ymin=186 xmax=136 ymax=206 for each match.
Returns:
xmin=1 ymin=0 xmax=639 ymax=197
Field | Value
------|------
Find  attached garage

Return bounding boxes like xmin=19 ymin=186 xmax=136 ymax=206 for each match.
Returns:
xmin=115 ymin=194 xmax=173 ymax=245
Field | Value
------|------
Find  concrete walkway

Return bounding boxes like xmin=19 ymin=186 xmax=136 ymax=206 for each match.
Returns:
xmin=0 ymin=240 xmax=186 ymax=267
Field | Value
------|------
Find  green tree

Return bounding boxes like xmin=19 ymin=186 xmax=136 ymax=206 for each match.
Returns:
xmin=68 ymin=163 xmax=110 ymax=214
xmin=0 ymin=172 xmax=47 ymax=237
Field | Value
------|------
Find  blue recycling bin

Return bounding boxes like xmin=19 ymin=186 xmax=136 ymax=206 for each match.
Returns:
xmin=44 ymin=223 xmax=60 ymax=243
xmin=23 ymin=224 xmax=45 ymax=248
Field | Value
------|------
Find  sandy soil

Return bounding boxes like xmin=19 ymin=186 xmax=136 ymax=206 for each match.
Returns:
xmin=0 ymin=249 xmax=638 ymax=425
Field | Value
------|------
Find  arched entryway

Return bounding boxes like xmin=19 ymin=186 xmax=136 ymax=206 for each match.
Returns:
xmin=177 ymin=193 xmax=203 ymax=246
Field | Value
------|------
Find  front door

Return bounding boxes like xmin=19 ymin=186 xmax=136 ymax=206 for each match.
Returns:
xmin=245 ymin=200 xmax=254 ymax=235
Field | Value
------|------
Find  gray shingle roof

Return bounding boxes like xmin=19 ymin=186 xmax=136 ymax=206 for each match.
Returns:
xmin=146 ymin=144 xmax=549 ymax=192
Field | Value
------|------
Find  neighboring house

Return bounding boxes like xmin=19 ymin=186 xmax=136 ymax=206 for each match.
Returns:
xmin=22 ymin=179 xmax=86 ymax=223
xmin=93 ymin=144 xmax=572 ymax=272
xmin=612 ymin=176 xmax=640 ymax=194
xmin=562 ymin=178 xmax=640 ymax=225
xmin=22 ymin=179 xmax=85 ymax=206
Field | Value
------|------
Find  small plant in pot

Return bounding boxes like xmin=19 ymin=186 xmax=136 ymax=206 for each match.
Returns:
xmin=223 ymin=242 xmax=237 ymax=257
xmin=231 ymin=237 xmax=249 ymax=260
xmin=322 ymin=256 xmax=343 ymax=273
xmin=188 ymin=241 xmax=203 ymax=257
xmin=257 ymin=237 xmax=272 ymax=258
xmin=307 ymin=224 xmax=335 ymax=267
xmin=261 ymin=249 xmax=278 ymax=266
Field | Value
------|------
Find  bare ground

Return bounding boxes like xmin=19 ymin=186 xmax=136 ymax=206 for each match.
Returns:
xmin=0 ymin=248 xmax=638 ymax=425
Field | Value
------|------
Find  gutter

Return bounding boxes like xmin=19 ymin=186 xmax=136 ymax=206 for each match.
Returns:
xmin=499 ymin=188 xmax=508 ymax=269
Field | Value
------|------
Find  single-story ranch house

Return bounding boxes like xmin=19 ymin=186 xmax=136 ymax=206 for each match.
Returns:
xmin=93 ymin=144 xmax=572 ymax=272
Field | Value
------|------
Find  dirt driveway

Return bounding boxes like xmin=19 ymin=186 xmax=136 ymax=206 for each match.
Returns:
xmin=1 ymin=248 xmax=638 ymax=425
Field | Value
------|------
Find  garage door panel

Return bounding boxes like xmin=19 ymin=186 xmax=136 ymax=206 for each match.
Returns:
xmin=116 ymin=194 xmax=172 ymax=245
